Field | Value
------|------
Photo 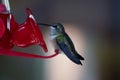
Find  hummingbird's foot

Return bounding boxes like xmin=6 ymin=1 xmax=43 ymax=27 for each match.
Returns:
xmin=55 ymin=49 xmax=59 ymax=54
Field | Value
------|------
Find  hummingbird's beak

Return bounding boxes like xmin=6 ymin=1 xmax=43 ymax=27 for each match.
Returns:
xmin=37 ymin=23 xmax=52 ymax=26
xmin=37 ymin=23 xmax=57 ymax=28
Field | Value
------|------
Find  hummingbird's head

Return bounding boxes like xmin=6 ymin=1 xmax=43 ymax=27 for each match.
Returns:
xmin=50 ymin=23 xmax=65 ymax=35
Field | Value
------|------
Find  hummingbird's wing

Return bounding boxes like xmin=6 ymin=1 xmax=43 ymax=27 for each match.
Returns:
xmin=56 ymin=34 xmax=82 ymax=65
xmin=64 ymin=33 xmax=84 ymax=60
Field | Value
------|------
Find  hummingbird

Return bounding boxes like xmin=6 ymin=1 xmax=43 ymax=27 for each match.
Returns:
xmin=49 ymin=23 xmax=84 ymax=65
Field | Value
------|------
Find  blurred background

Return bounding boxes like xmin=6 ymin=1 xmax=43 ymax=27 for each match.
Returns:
xmin=0 ymin=0 xmax=120 ymax=80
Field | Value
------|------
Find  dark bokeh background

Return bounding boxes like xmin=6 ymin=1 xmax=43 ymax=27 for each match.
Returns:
xmin=0 ymin=0 xmax=120 ymax=80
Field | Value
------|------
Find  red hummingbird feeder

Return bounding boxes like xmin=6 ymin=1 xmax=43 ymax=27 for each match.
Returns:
xmin=0 ymin=0 xmax=58 ymax=58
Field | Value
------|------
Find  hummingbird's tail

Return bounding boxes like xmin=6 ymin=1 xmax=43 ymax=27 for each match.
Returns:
xmin=74 ymin=51 xmax=84 ymax=60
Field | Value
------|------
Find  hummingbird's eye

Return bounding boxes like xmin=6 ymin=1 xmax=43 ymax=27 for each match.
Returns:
xmin=52 ymin=25 xmax=57 ymax=28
